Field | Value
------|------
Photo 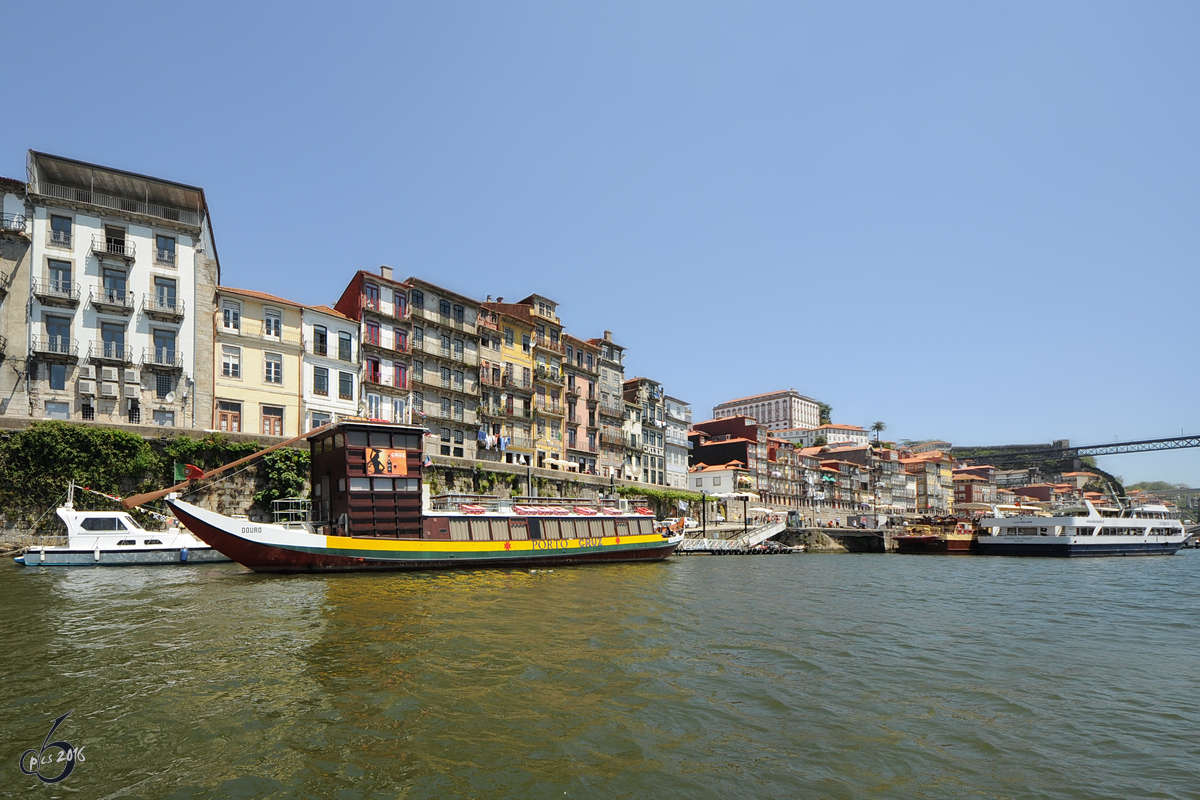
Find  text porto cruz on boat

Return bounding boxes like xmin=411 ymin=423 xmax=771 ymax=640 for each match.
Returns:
xmin=167 ymin=419 xmax=685 ymax=572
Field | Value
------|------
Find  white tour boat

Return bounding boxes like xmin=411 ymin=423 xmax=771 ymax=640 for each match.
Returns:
xmin=14 ymin=484 xmax=230 ymax=567
xmin=976 ymin=500 xmax=1187 ymax=557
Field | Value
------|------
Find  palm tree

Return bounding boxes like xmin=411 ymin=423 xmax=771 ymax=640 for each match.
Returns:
xmin=871 ymin=421 xmax=886 ymax=445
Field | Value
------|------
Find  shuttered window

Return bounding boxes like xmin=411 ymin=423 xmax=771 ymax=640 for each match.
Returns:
xmin=470 ymin=520 xmax=491 ymax=541
xmin=449 ymin=520 xmax=470 ymax=541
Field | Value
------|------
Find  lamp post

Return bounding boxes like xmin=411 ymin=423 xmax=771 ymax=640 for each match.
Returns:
xmin=743 ymin=494 xmax=748 ymax=536
xmin=701 ymin=491 xmax=707 ymax=536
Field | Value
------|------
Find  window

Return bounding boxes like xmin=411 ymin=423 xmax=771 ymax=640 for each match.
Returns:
xmin=45 ymin=401 xmax=70 ymax=420
xmin=413 ymin=327 xmax=424 ymax=349
xmin=310 ymin=411 xmax=331 ymax=431
xmin=364 ymin=283 xmax=380 ymax=310
xmin=221 ymin=346 xmax=241 ymax=378
xmin=440 ymin=365 xmax=450 ymax=388
xmin=453 ymin=370 xmax=463 ymax=391
xmin=222 ymin=300 xmax=241 ymax=331
xmin=412 ymin=289 xmax=424 ymax=309
xmin=453 ymin=339 xmax=464 ymax=360
xmin=45 ymin=315 xmax=70 ymax=351
xmin=48 ymin=259 xmax=71 ymax=292
xmin=713 ymin=477 xmax=722 ymax=486
xmin=454 ymin=400 xmax=464 ymax=421
xmin=81 ymin=404 xmax=94 ymax=421
xmin=153 ymin=410 xmax=175 ymax=426
xmin=153 ymin=329 xmax=176 ymax=366
xmin=521 ymin=334 xmax=531 ymax=353
xmin=395 ymin=363 xmax=407 ymax=389
xmin=100 ymin=322 xmax=125 ymax=360
xmin=102 ymin=268 xmax=127 ymax=303
xmin=439 ymin=299 xmax=451 ymax=317
xmin=338 ymin=371 xmax=354 ymax=399
xmin=48 ymin=363 xmax=66 ymax=391
xmin=394 ymin=328 xmax=407 ymax=352
xmin=156 ymin=374 xmax=173 ymax=400
xmin=413 ymin=360 xmax=424 ymax=383
xmin=367 ymin=394 xmax=381 ymax=418
xmin=155 ymin=235 xmax=176 ymax=266
xmin=394 ymin=291 xmax=407 ymax=317
xmin=312 ymin=325 xmax=328 ymax=356
xmin=413 ymin=391 xmax=424 ymax=411
xmin=441 ymin=397 xmax=451 ymax=418
xmin=453 ymin=304 xmax=464 ymax=323
xmin=365 ymin=357 xmax=381 ymax=384
xmin=365 ymin=320 xmax=380 ymax=346
xmin=504 ymin=327 xmax=514 ymax=347
xmin=262 ymin=406 xmax=284 ymax=436
xmin=263 ymin=353 xmax=283 ymax=384
xmin=440 ymin=333 xmax=451 ymax=355
xmin=313 ymin=366 xmax=329 ymax=396
xmin=338 ymin=332 xmax=352 ymax=361
xmin=264 ymin=309 xmax=282 ymax=339
xmin=49 ymin=215 xmax=72 ymax=248
xmin=154 ymin=277 xmax=177 ymax=312
xmin=218 ymin=401 xmax=241 ymax=432
xmin=566 ymin=345 xmax=573 ymax=361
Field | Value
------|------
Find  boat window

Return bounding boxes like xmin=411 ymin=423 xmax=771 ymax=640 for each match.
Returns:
xmin=396 ymin=434 xmax=420 ymax=449
xmin=122 ymin=516 xmax=143 ymax=530
xmin=369 ymin=432 xmax=391 ymax=447
xmin=1076 ymin=527 xmax=1095 ymax=536
xmin=372 ymin=478 xmax=393 ymax=491
xmin=469 ymin=519 xmax=491 ymax=541
xmin=143 ymin=539 xmax=162 ymax=545
xmin=349 ymin=478 xmax=370 ymax=491
xmin=510 ymin=520 xmax=529 ymax=540
xmin=449 ymin=520 xmax=470 ymax=541
xmin=559 ymin=519 xmax=577 ymax=538
xmin=81 ymin=517 xmax=118 ymax=531
xmin=116 ymin=539 xmax=136 ymax=546
xmin=639 ymin=519 xmax=654 ymax=535
xmin=491 ymin=521 xmax=510 ymax=540
xmin=347 ymin=431 xmax=368 ymax=447
xmin=589 ymin=519 xmax=606 ymax=538
xmin=334 ymin=433 xmax=346 ymax=449
xmin=541 ymin=519 xmax=560 ymax=539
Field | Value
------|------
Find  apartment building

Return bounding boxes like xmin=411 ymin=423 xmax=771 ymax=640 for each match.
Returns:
xmin=621 ymin=396 xmax=643 ymax=481
xmin=301 ymin=305 xmax=361 ymax=431
xmin=408 ymin=278 xmax=480 ymax=459
xmin=779 ymin=423 xmax=871 ymax=448
xmin=902 ymin=451 xmax=955 ymax=515
xmin=624 ymin=377 xmax=667 ymax=485
xmin=478 ymin=300 xmax=536 ymax=466
xmin=590 ymin=330 xmax=627 ymax=479
xmin=214 ymin=287 xmax=303 ymax=436
xmin=664 ymin=394 xmax=692 ymax=489
xmin=690 ymin=416 xmax=769 ymax=494
xmin=563 ymin=334 xmax=600 ymax=474
xmin=713 ymin=389 xmax=820 ymax=432
xmin=2 ymin=152 xmax=218 ymax=427
xmin=333 ymin=267 xmax=412 ymax=426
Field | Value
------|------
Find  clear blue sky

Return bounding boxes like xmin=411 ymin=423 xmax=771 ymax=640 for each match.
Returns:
xmin=4 ymin=2 xmax=1197 ymax=485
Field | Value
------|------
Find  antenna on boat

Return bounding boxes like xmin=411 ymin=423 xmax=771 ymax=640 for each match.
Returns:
xmin=66 ymin=480 xmax=75 ymax=510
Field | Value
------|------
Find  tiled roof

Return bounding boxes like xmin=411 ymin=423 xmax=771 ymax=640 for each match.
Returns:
xmin=714 ymin=389 xmax=821 ymax=406
xmin=218 ymin=286 xmax=305 ymax=308
xmin=306 ymin=304 xmax=353 ymax=320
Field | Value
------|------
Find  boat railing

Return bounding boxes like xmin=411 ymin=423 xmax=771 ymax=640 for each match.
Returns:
xmin=430 ymin=494 xmax=624 ymax=513
xmin=272 ymin=498 xmax=313 ymax=528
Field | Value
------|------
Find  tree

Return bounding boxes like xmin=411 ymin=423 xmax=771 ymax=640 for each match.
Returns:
xmin=871 ymin=421 xmax=886 ymax=444
xmin=818 ymin=403 xmax=832 ymax=425
xmin=813 ymin=436 xmax=828 ymax=447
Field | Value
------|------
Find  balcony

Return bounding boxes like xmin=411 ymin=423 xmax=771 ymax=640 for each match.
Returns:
xmin=89 ymin=288 xmax=135 ymax=316
xmin=90 ymin=234 xmax=136 ymax=263
xmin=424 ymin=405 xmax=477 ymax=426
xmin=508 ymin=435 xmax=535 ymax=451
xmin=0 ymin=213 xmax=28 ymax=237
xmin=31 ymin=336 xmax=78 ymax=361
xmin=143 ymin=293 xmax=186 ymax=322
xmin=142 ymin=347 xmax=184 ymax=371
xmin=565 ymin=383 xmax=580 ymax=399
xmin=536 ymin=401 xmax=565 ymax=417
xmin=598 ymin=401 xmax=625 ymax=418
xmin=45 ymin=229 xmax=71 ymax=249
xmin=40 ymin=182 xmax=201 ymax=227
xmin=504 ymin=372 xmax=533 ymax=392
xmin=0 ymin=334 xmax=5 ymax=356
xmin=32 ymin=279 xmax=81 ymax=307
xmin=477 ymin=312 xmax=500 ymax=332
xmin=362 ymin=335 xmax=410 ymax=357
xmin=533 ymin=334 xmax=564 ymax=355
xmin=412 ymin=306 xmax=476 ymax=333
xmin=600 ymin=429 xmax=626 ymax=446
xmin=89 ymin=341 xmax=134 ymax=365
xmin=535 ymin=366 xmax=564 ymax=384
xmin=155 ymin=248 xmax=176 ymax=268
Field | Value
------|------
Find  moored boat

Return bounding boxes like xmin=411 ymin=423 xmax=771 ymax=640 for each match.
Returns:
xmin=15 ymin=483 xmax=230 ymax=567
xmin=894 ymin=517 xmax=977 ymax=555
xmin=163 ymin=419 xmax=683 ymax=573
xmin=976 ymin=500 xmax=1187 ymax=557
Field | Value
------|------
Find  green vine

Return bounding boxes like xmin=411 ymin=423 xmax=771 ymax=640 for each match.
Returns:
xmin=252 ymin=449 xmax=311 ymax=510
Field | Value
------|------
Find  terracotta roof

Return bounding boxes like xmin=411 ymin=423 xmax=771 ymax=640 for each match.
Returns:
xmin=306 ymin=304 xmax=353 ymax=321
xmin=0 ymin=176 xmax=25 ymax=191
xmin=218 ymin=286 xmax=304 ymax=308
xmin=714 ymin=389 xmax=820 ymax=406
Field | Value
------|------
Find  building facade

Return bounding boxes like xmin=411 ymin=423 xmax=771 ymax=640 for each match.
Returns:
xmin=713 ymin=389 xmax=820 ymax=432
xmin=3 ymin=152 xmax=218 ymax=428
xmin=301 ymin=305 xmax=361 ymax=431
xmin=664 ymin=394 xmax=691 ymax=489
xmin=214 ymin=287 xmax=303 ymax=436
xmin=563 ymin=334 xmax=600 ymax=474
xmin=478 ymin=300 xmax=535 ymax=466
xmin=590 ymin=331 xmax=627 ymax=479
xmin=408 ymin=277 xmax=480 ymax=459
xmin=333 ymin=267 xmax=412 ymax=426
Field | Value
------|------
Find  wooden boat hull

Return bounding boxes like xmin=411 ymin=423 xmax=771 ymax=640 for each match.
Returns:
xmin=168 ymin=499 xmax=682 ymax=573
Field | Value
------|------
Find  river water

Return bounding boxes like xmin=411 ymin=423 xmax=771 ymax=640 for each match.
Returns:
xmin=2 ymin=552 xmax=1198 ymax=799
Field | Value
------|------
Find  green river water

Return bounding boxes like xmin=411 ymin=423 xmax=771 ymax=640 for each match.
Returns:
xmin=2 ymin=552 xmax=1198 ymax=799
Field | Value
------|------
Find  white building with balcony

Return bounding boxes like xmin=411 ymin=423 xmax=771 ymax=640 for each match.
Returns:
xmin=713 ymin=388 xmax=821 ymax=432
xmin=664 ymin=394 xmax=692 ymax=489
xmin=3 ymin=151 xmax=218 ymax=427
xmin=301 ymin=305 xmax=362 ymax=431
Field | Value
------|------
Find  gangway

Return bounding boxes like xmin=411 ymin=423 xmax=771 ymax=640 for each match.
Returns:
xmin=677 ymin=520 xmax=787 ymax=553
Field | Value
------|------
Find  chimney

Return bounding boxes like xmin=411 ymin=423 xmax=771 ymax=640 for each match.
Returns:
xmin=380 ymin=265 xmax=393 ymax=280
xmin=603 ymin=330 xmax=612 ymax=341
xmin=497 ymin=296 xmax=503 ymax=303
xmin=486 ymin=295 xmax=492 ymax=302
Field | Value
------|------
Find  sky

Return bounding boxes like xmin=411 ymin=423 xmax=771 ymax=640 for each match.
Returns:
xmin=3 ymin=1 xmax=1197 ymax=485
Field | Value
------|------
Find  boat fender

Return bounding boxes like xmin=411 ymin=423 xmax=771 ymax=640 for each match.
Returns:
xmin=180 ymin=547 xmax=189 ymax=563
xmin=94 ymin=547 xmax=100 ymax=562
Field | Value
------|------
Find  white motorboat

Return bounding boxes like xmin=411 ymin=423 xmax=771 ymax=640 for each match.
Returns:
xmin=976 ymin=500 xmax=1187 ymax=557
xmin=14 ymin=483 xmax=230 ymax=567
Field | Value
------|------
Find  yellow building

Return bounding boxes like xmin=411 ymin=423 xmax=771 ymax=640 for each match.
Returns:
xmin=477 ymin=303 xmax=535 ymax=465
xmin=214 ymin=287 xmax=304 ymax=436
